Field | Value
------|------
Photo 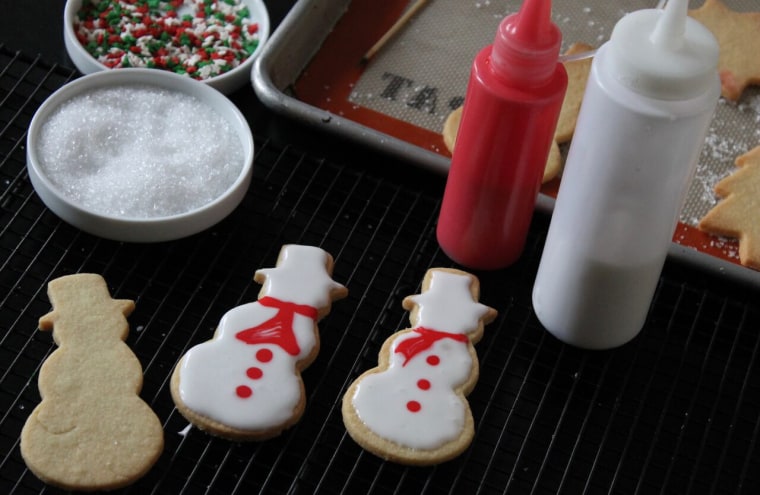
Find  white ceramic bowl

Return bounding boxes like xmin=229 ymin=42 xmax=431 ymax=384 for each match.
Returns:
xmin=63 ymin=0 xmax=270 ymax=95
xmin=27 ymin=69 xmax=254 ymax=243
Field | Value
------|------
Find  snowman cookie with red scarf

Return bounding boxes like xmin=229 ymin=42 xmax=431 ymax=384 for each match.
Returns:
xmin=342 ymin=268 xmax=497 ymax=465
xmin=171 ymin=245 xmax=347 ymax=440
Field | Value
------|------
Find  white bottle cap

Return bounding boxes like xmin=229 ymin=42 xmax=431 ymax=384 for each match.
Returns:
xmin=607 ymin=0 xmax=718 ymax=100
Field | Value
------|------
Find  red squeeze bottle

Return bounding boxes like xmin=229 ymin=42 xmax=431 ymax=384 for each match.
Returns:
xmin=436 ymin=0 xmax=567 ymax=270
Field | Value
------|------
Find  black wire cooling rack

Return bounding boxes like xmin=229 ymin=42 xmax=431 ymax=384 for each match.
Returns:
xmin=1 ymin=46 xmax=760 ymax=494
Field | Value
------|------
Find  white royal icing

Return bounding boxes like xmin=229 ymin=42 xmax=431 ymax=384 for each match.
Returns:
xmin=352 ymin=331 xmax=472 ymax=449
xmin=176 ymin=245 xmax=344 ymax=431
xmin=406 ymin=271 xmax=492 ymax=332
xmin=350 ymin=270 xmax=492 ymax=450
xmin=255 ymin=245 xmax=344 ymax=308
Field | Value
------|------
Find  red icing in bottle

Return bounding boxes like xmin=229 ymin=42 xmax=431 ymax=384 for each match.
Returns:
xmin=436 ymin=0 xmax=567 ymax=270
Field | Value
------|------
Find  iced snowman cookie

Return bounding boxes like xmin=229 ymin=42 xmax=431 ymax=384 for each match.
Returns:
xmin=171 ymin=244 xmax=347 ymax=440
xmin=342 ymin=268 xmax=497 ymax=465
xmin=20 ymin=274 xmax=163 ymax=491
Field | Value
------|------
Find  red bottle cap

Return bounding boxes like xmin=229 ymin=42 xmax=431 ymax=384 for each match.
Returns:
xmin=490 ymin=0 xmax=562 ymax=85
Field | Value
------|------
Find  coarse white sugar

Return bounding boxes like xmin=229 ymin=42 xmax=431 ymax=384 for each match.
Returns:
xmin=37 ymin=84 xmax=244 ymax=219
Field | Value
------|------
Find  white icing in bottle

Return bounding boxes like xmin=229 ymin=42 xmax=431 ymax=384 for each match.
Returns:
xmin=532 ymin=0 xmax=720 ymax=349
xmin=350 ymin=270 xmax=494 ymax=450
xmin=175 ymin=245 xmax=345 ymax=431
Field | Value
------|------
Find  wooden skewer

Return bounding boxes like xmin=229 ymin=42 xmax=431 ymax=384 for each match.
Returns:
xmin=361 ymin=0 xmax=430 ymax=64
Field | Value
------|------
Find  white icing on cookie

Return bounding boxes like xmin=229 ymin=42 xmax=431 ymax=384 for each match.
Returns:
xmin=406 ymin=271 xmax=492 ymax=332
xmin=350 ymin=270 xmax=492 ymax=450
xmin=176 ymin=302 xmax=316 ymax=430
xmin=175 ymin=245 xmax=344 ymax=432
xmin=255 ymin=245 xmax=344 ymax=308
xmin=352 ymin=331 xmax=472 ymax=449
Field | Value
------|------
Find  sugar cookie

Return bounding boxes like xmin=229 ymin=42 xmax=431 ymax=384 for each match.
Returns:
xmin=689 ymin=0 xmax=760 ymax=101
xmin=342 ymin=268 xmax=497 ymax=465
xmin=441 ymin=105 xmax=461 ymax=155
xmin=171 ymin=244 xmax=348 ymax=440
xmin=699 ymin=145 xmax=760 ymax=270
xmin=20 ymin=274 xmax=163 ymax=491
xmin=554 ymin=43 xmax=594 ymax=143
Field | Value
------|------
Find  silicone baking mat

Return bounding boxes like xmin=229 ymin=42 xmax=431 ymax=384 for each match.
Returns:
xmin=2 ymin=45 xmax=760 ymax=494
xmin=293 ymin=0 xmax=760 ymax=273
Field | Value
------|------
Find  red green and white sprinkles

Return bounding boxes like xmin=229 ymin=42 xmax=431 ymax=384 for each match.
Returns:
xmin=74 ymin=0 xmax=260 ymax=80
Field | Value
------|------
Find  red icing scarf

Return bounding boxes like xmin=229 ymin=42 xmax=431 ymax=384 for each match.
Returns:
xmin=394 ymin=327 xmax=469 ymax=366
xmin=235 ymin=296 xmax=319 ymax=356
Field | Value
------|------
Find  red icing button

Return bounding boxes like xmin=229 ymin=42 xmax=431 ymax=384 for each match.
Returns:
xmin=247 ymin=367 xmax=263 ymax=380
xmin=256 ymin=348 xmax=273 ymax=363
xmin=236 ymin=385 xmax=253 ymax=398
xmin=426 ymin=355 xmax=440 ymax=366
xmin=406 ymin=400 xmax=422 ymax=413
xmin=417 ymin=379 xmax=431 ymax=390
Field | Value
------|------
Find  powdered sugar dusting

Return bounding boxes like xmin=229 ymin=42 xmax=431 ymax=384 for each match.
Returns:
xmin=681 ymin=89 xmax=760 ymax=228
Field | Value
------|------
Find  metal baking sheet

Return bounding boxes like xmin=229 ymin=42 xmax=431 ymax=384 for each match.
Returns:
xmin=252 ymin=0 xmax=760 ymax=287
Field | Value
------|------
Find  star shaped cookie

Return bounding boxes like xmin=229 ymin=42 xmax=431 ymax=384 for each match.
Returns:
xmin=689 ymin=0 xmax=760 ymax=101
xmin=699 ymin=145 xmax=760 ymax=270
xmin=442 ymin=43 xmax=594 ymax=183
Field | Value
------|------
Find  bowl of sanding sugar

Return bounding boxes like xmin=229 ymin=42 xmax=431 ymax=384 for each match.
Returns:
xmin=63 ymin=0 xmax=270 ymax=95
xmin=26 ymin=68 xmax=254 ymax=242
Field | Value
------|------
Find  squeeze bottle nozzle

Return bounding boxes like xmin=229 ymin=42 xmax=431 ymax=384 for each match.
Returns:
xmin=507 ymin=0 xmax=553 ymax=42
xmin=650 ymin=0 xmax=688 ymax=48
xmin=491 ymin=0 xmax=561 ymax=84
xmin=608 ymin=0 xmax=718 ymax=100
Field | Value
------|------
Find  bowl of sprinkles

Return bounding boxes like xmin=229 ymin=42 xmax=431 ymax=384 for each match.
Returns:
xmin=26 ymin=68 xmax=254 ymax=242
xmin=64 ymin=0 xmax=269 ymax=94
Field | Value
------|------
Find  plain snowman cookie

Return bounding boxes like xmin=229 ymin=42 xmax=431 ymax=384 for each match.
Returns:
xmin=171 ymin=244 xmax=348 ymax=440
xmin=20 ymin=273 xmax=164 ymax=491
xmin=342 ymin=268 xmax=497 ymax=465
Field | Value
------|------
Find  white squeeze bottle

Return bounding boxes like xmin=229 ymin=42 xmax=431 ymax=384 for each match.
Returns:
xmin=531 ymin=0 xmax=720 ymax=350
